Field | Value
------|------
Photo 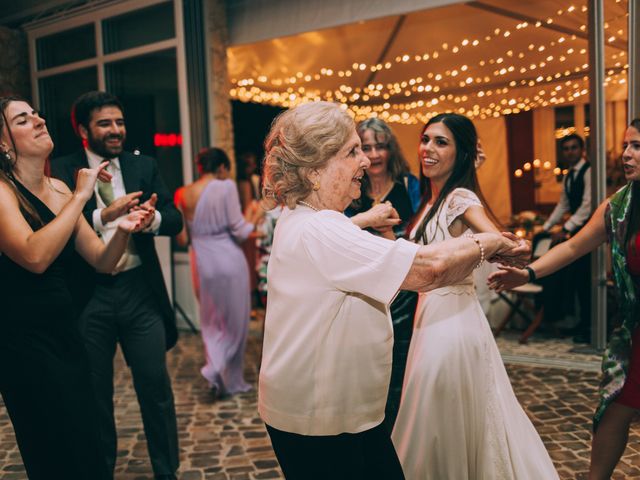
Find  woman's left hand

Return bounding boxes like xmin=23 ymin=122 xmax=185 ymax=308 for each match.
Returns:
xmin=117 ymin=209 xmax=155 ymax=233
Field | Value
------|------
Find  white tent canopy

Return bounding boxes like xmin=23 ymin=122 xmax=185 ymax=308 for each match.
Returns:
xmin=227 ymin=0 xmax=630 ymax=222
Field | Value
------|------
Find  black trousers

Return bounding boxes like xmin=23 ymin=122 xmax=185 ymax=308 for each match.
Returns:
xmin=540 ymin=252 xmax=591 ymax=335
xmin=266 ymin=422 xmax=405 ymax=480
xmin=80 ymin=267 xmax=179 ymax=476
xmin=569 ymin=252 xmax=592 ymax=336
xmin=0 ymin=332 xmax=111 ymax=480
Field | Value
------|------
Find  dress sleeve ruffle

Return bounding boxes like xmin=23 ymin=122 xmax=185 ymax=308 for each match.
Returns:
xmin=445 ymin=188 xmax=482 ymax=227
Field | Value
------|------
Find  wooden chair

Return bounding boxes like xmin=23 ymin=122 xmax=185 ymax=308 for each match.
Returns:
xmin=492 ymin=232 xmax=550 ymax=344
xmin=492 ymin=283 xmax=544 ymax=344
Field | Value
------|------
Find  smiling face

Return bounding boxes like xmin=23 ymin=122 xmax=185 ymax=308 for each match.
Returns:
xmin=622 ymin=125 xmax=640 ymax=182
xmin=316 ymin=129 xmax=371 ymax=211
xmin=360 ymin=128 xmax=390 ymax=179
xmin=1 ymin=100 xmax=53 ymax=160
xmin=80 ymin=105 xmax=126 ymax=159
xmin=419 ymin=121 xmax=457 ymax=187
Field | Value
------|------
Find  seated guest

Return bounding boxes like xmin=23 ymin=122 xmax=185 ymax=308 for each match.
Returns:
xmin=541 ymin=133 xmax=593 ymax=343
xmin=258 ymin=101 xmax=524 ymax=480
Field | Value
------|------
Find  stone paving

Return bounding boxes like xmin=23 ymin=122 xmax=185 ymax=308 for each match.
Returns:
xmin=2 ymin=319 xmax=640 ymax=479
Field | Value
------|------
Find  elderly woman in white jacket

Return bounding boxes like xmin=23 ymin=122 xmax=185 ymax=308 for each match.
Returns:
xmin=257 ymin=101 xmax=526 ymax=480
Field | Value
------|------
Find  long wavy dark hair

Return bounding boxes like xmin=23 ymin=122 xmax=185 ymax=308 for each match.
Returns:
xmin=625 ymin=118 xmax=640 ymax=253
xmin=0 ymin=96 xmax=43 ymax=228
xmin=408 ymin=113 xmax=497 ymax=243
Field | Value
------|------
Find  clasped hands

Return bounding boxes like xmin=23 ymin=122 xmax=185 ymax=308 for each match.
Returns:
xmin=117 ymin=193 xmax=157 ymax=233
xmin=484 ymin=233 xmax=533 ymax=292
xmin=488 ymin=232 xmax=530 ymax=268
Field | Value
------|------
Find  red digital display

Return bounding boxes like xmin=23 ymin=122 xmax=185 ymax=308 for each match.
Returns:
xmin=154 ymin=133 xmax=182 ymax=147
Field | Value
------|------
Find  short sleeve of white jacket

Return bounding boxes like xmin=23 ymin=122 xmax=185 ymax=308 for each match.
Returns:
xmin=301 ymin=210 xmax=419 ymax=305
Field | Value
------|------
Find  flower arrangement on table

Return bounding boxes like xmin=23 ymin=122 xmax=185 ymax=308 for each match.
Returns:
xmin=510 ymin=210 xmax=546 ymax=238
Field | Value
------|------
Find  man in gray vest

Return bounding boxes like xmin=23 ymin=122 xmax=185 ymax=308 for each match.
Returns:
xmin=541 ymin=133 xmax=593 ymax=343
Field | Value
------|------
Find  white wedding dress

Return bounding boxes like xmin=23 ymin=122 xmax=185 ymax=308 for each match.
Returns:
xmin=392 ymin=188 xmax=558 ymax=480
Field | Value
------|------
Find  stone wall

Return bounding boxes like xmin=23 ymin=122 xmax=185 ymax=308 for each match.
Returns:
xmin=0 ymin=26 xmax=30 ymax=100
xmin=205 ymin=0 xmax=236 ymax=175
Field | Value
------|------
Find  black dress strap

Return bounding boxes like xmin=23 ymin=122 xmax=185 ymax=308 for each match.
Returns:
xmin=11 ymin=177 xmax=55 ymax=225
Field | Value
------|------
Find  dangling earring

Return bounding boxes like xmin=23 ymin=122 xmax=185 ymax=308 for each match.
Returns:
xmin=313 ymin=180 xmax=320 ymax=191
xmin=1 ymin=149 xmax=11 ymax=163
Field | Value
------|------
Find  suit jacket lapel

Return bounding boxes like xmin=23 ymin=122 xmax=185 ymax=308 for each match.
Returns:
xmin=119 ymin=151 xmax=139 ymax=194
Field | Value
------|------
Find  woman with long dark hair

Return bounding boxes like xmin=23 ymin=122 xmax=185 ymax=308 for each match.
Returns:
xmin=0 ymin=96 xmax=151 ymax=478
xmin=489 ymin=119 xmax=640 ymax=480
xmin=392 ymin=113 xmax=557 ymax=479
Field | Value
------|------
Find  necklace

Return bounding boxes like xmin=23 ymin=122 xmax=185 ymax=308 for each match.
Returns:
xmin=298 ymin=200 xmax=319 ymax=211
xmin=370 ymin=178 xmax=395 ymax=206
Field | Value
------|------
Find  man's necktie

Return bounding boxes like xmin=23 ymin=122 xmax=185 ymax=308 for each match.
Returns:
xmin=97 ymin=162 xmax=114 ymax=206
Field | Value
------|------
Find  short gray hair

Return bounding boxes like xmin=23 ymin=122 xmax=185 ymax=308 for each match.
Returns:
xmin=262 ymin=101 xmax=354 ymax=209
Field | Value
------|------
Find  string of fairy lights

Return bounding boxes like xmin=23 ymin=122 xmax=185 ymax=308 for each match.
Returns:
xmin=229 ymin=1 xmax=630 ymax=125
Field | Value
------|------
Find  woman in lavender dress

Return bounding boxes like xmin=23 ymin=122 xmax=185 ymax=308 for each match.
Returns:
xmin=176 ymin=147 xmax=263 ymax=397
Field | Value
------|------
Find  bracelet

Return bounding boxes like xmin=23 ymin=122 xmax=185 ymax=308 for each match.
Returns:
xmin=465 ymin=233 xmax=485 ymax=269
xmin=525 ymin=266 xmax=537 ymax=282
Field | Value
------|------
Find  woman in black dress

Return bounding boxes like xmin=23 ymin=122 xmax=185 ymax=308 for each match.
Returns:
xmin=346 ymin=118 xmax=421 ymax=236
xmin=0 ymin=96 xmax=153 ymax=479
xmin=345 ymin=118 xmax=422 ymax=430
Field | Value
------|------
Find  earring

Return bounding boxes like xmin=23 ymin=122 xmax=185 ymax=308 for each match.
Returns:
xmin=1 ymin=149 xmax=11 ymax=162
xmin=313 ymin=180 xmax=320 ymax=191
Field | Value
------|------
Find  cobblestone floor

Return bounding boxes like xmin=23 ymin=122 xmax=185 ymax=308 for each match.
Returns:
xmin=1 ymin=320 xmax=640 ymax=479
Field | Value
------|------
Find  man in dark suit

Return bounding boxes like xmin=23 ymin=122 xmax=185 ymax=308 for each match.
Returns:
xmin=541 ymin=133 xmax=593 ymax=343
xmin=51 ymin=91 xmax=181 ymax=480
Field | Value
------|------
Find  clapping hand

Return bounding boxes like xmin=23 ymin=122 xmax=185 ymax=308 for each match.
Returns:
xmin=101 ymin=191 xmax=144 ymax=224
xmin=117 ymin=209 xmax=155 ymax=234
xmin=487 ymin=266 xmax=529 ymax=293
xmin=135 ymin=193 xmax=158 ymax=212
xmin=76 ymin=161 xmax=112 ymax=202
xmin=128 ymin=193 xmax=158 ymax=231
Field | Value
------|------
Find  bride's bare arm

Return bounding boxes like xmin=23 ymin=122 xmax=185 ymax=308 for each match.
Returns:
xmin=401 ymin=232 xmax=514 ymax=292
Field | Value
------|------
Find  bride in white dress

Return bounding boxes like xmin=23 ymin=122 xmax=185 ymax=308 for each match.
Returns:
xmin=391 ymin=113 xmax=558 ymax=480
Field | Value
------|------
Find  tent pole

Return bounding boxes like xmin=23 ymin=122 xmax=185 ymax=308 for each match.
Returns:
xmin=588 ymin=0 xmax=607 ymax=351
xmin=630 ymin=0 xmax=640 ymax=120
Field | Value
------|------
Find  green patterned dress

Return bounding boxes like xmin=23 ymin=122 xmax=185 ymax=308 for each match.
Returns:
xmin=594 ymin=182 xmax=640 ymax=428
